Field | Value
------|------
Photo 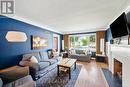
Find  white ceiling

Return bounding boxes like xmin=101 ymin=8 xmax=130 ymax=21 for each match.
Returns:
xmin=8 ymin=0 xmax=130 ymax=33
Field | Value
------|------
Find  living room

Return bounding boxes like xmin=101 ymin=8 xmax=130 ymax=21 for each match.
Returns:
xmin=0 ymin=0 xmax=130 ymax=87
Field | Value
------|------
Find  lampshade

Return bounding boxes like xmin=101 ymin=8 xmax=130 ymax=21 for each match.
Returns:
xmin=6 ymin=31 xmax=27 ymax=42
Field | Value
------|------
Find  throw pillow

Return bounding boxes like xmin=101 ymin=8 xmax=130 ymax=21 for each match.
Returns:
xmin=49 ymin=49 xmax=59 ymax=58
xmin=22 ymin=54 xmax=32 ymax=61
xmin=19 ymin=61 xmax=30 ymax=66
xmin=47 ymin=51 xmax=52 ymax=59
xmin=0 ymin=78 xmax=3 ymax=87
xmin=53 ymin=52 xmax=59 ymax=57
xmin=51 ymin=52 xmax=59 ymax=58
xmin=30 ymin=56 xmax=38 ymax=63
xmin=70 ymin=49 xmax=75 ymax=54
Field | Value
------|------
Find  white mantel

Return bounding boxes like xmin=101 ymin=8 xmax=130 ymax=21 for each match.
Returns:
xmin=109 ymin=45 xmax=130 ymax=87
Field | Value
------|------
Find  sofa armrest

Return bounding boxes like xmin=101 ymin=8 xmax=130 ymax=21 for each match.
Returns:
xmin=28 ymin=62 xmax=40 ymax=71
xmin=19 ymin=61 xmax=40 ymax=72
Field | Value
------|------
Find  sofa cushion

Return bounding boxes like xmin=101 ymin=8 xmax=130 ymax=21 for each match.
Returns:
xmin=48 ymin=59 xmax=57 ymax=64
xmin=55 ymin=56 xmax=62 ymax=61
xmin=47 ymin=50 xmax=52 ymax=59
xmin=0 ymin=78 xmax=3 ymax=87
xmin=40 ymin=52 xmax=49 ymax=60
xmin=40 ymin=58 xmax=58 ymax=65
xmin=38 ymin=62 xmax=50 ymax=70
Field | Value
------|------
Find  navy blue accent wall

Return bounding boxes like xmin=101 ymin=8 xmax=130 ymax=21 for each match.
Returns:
xmin=0 ymin=16 xmax=61 ymax=69
xmin=106 ymin=28 xmax=111 ymax=42
xmin=60 ymin=34 xmax=63 ymax=52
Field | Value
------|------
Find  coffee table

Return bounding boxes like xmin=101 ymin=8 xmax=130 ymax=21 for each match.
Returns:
xmin=57 ymin=58 xmax=77 ymax=79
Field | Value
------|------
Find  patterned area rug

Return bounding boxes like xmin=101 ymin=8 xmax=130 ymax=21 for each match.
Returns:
xmin=36 ymin=65 xmax=82 ymax=87
xmin=102 ymin=68 xmax=122 ymax=87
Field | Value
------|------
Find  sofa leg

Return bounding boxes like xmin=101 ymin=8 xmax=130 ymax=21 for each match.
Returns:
xmin=57 ymin=65 xmax=59 ymax=76
xmin=69 ymin=67 xmax=71 ymax=79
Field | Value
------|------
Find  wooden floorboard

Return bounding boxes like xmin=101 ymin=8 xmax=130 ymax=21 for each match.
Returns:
xmin=75 ymin=60 xmax=109 ymax=87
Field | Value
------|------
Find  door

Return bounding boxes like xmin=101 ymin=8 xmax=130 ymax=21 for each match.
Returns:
xmin=54 ymin=37 xmax=58 ymax=51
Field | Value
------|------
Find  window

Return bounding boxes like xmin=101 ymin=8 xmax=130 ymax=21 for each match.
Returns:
xmin=69 ymin=33 xmax=96 ymax=49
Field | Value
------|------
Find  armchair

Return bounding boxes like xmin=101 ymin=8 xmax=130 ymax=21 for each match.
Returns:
xmin=0 ymin=75 xmax=36 ymax=87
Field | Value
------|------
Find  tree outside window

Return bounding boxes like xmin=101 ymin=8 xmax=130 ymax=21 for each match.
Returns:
xmin=69 ymin=33 xmax=96 ymax=48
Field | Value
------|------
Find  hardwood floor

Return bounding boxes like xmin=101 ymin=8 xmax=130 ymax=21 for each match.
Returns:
xmin=75 ymin=60 xmax=109 ymax=87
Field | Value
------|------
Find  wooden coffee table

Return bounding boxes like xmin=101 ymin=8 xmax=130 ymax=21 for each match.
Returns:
xmin=57 ymin=58 xmax=77 ymax=79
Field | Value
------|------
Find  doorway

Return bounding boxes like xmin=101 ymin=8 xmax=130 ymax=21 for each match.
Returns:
xmin=54 ymin=37 xmax=58 ymax=51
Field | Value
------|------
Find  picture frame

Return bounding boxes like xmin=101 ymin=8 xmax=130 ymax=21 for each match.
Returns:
xmin=31 ymin=35 xmax=48 ymax=49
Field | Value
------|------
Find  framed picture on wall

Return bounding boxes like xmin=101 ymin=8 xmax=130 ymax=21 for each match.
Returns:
xmin=31 ymin=35 xmax=48 ymax=49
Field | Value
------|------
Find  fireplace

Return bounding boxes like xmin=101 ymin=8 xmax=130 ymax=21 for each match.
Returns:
xmin=114 ymin=58 xmax=122 ymax=80
xmin=110 ymin=45 xmax=130 ymax=87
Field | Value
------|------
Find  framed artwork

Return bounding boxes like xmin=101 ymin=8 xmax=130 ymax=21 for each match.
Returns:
xmin=31 ymin=35 xmax=48 ymax=49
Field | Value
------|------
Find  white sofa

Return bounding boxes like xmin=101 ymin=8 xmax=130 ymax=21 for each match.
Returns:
xmin=68 ymin=49 xmax=92 ymax=62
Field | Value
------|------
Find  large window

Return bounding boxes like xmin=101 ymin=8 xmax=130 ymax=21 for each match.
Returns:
xmin=69 ymin=33 xmax=96 ymax=49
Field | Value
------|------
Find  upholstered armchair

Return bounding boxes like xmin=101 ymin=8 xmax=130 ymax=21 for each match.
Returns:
xmin=0 ymin=75 xmax=36 ymax=87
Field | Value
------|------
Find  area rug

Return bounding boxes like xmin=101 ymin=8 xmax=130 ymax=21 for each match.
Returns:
xmin=102 ymin=68 xmax=122 ymax=87
xmin=36 ymin=65 xmax=82 ymax=87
